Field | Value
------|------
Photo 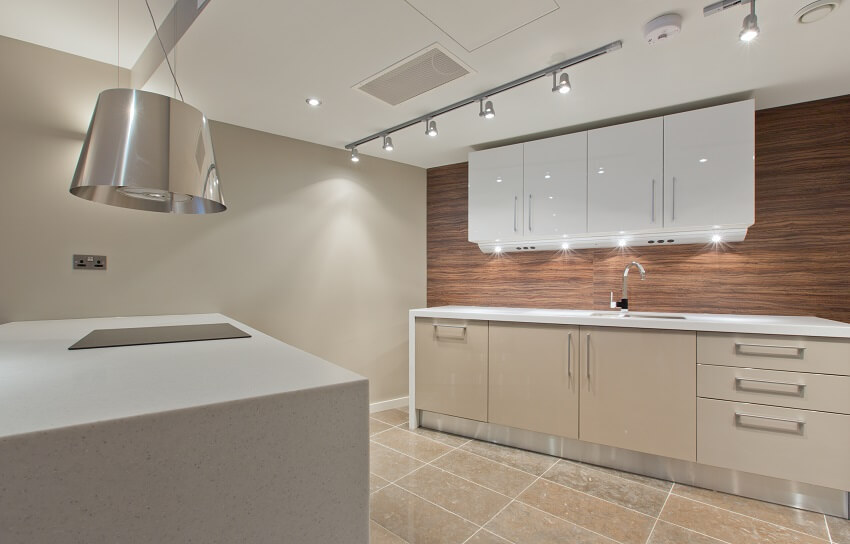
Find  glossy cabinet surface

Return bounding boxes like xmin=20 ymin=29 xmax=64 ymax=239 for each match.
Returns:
xmin=468 ymin=144 xmax=523 ymax=242
xmin=664 ymin=100 xmax=754 ymax=229
xmin=579 ymin=326 xmax=697 ymax=461
xmin=697 ymin=331 xmax=850 ymax=376
xmin=415 ymin=318 xmax=488 ymax=422
xmin=587 ymin=118 xmax=663 ymax=234
xmin=488 ymin=322 xmax=579 ymax=438
xmin=523 ymin=133 xmax=588 ymax=239
xmin=698 ymin=398 xmax=850 ymax=490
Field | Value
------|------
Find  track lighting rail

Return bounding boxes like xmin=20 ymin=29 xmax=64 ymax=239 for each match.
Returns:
xmin=344 ymin=40 xmax=623 ymax=152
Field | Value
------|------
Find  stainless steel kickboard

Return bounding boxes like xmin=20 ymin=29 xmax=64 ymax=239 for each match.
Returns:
xmin=68 ymin=323 xmax=251 ymax=350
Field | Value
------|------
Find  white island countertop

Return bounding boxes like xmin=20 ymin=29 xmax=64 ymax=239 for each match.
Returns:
xmin=0 ymin=313 xmax=365 ymax=439
xmin=410 ymin=306 xmax=850 ymax=338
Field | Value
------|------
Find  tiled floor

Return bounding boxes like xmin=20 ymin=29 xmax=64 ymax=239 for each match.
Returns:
xmin=369 ymin=409 xmax=850 ymax=544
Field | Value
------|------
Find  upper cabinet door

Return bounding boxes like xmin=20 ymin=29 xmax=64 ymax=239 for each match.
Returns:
xmin=664 ymin=100 xmax=755 ymax=230
xmin=587 ymin=118 xmax=663 ymax=234
xmin=468 ymin=144 xmax=524 ymax=242
xmin=523 ymin=133 xmax=588 ymax=239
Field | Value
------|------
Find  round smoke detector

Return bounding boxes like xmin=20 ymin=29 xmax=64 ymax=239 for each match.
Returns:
xmin=795 ymin=0 xmax=841 ymax=23
xmin=644 ymin=13 xmax=683 ymax=45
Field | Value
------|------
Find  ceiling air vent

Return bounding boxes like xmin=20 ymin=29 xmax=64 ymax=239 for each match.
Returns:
xmin=355 ymin=44 xmax=472 ymax=106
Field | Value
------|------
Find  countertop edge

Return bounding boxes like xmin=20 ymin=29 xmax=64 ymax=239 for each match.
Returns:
xmin=408 ymin=308 xmax=850 ymax=338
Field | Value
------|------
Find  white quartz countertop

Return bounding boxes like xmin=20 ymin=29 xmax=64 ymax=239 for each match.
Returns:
xmin=410 ymin=306 xmax=850 ymax=338
xmin=0 ymin=314 xmax=365 ymax=439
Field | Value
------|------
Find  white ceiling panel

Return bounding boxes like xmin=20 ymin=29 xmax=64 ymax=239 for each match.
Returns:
xmin=404 ymin=0 xmax=560 ymax=51
xmin=2 ymin=0 xmax=850 ymax=169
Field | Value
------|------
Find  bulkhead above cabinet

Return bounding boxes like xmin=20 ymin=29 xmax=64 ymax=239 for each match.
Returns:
xmin=468 ymin=100 xmax=755 ymax=253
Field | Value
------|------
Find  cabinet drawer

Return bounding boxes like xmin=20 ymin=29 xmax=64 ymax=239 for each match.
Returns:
xmin=698 ymin=332 xmax=850 ymax=375
xmin=415 ymin=319 xmax=488 ymax=422
xmin=697 ymin=398 xmax=850 ymax=490
xmin=698 ymin=364 xmax=850 ymax=414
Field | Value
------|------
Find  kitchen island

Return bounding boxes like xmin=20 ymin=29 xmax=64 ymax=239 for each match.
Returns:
xmin=0 ymin=314 xmax=368 ymax=544
xmin=409 ymin=306 xmax=850 ymax=518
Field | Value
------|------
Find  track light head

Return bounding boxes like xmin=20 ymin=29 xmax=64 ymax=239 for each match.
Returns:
xmin=740 ymin=12 xmax=759 ymax=41
xmin=426 ymin=119 xmax=438 ymax=137
xmin=350 ymin=148 xmax=360 ymax=163
xmin=479 ymin=99 xmax=495 ymax=119
xmin=382 ymin=135 xmax=394 ymax=152
xmin=552 ymin=72 xmax=571 ymax=94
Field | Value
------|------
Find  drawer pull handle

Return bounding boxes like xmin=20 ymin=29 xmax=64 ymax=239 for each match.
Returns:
xmin=566 ymin=332 xmax=572 ymax=378
xmin=586 ymin=333 xmax=591 ymax=391
xmin=734 ymin=343 xmax=806 ymax=358
xmin=734 ymin=411 xmax=805 ymax=434
xmin=735 ymin=377 xmax=806 ymax=396
xmin=433 ymin=324 xmax=466 ymax=338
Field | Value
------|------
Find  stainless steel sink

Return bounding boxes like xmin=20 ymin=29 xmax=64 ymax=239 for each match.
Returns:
xmin=589 ymin=312 xmax=686 ymax=320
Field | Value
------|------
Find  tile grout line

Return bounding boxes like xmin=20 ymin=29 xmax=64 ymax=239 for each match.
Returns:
xmin=658 ymin=519 xmax=736 ymax=544
xmin=644 ymin=486 xmax=672 ymax=544
xmin=455 ymin=447 xmax=664 ymax=521
xmin=560 ymin=457 xmax=674 ymax=494
xmin=666 ymin=492 xmax=833 ymax=542
xmin=515 ymin=496 xmax=633 ymax=544
xmin=374 ymin=416 xmax=836 ymax=544
xmin=824 ymin=514 xmax=833 ymax=543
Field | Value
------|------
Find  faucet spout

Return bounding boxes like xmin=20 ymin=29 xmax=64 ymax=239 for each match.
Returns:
xmin=622 ymin=261 xmax=646 ymax=300
xmin=610 ymin=261 xmax=646 ymax=311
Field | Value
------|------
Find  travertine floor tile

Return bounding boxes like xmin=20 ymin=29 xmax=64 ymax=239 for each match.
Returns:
xmin=828 ymin=515 xmax=850 ymax=544
xmin=581 ymin=462 xmax=673 ymax=492
xmin=372 ymin=409 xmax=408 ymax=426
xmin=371 ymin=473 xmax=390 ymax=494
xmin=519 ymin=478 xmax=655 ymax=544
xmin=432 ymin=449 xmax=537 ymax=497
xmin=648 ymin=520 xmax=727 ymax=544
xmin=371 ymin=520 xmax=408 ymax=544
xmin=660 ymin=494 xmax=827 ymax=544
xmin=371 ymin=428 xmax=453 ymax=463
xmin=370 ymin=485 xmax=478 ymax=544
xmin=465 ymin=529 xmax=513 ymax=543
xmin=370 ymin=442 xmax=424 ymax=482
xmin=672 ymin=484 xmax=829 ymax=540
xmin=461 ymin=439 xmax=557 ymax=475
xmin=407 ymin=426 xmax=469 ymax=448
xmin=485 ymin=501 xmax=617 ymax=544
xmin=396 ymin=465 xmax=510 ymax=525
xmin=543 ymin=459 xmax=669 ymax=517
xmin=370 ymin=418 xmax=393 ymax=436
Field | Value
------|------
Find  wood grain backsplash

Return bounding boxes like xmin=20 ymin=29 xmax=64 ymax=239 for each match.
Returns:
xmin=427 ymin=95 xmax=850 ymax=323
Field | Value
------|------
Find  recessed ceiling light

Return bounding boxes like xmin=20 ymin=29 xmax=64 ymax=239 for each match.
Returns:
xmin=796 ymin=0 xmax=841 ymax=23
xmin=699 ymin=158 xmax=708 ymax=163
xmin=305 ymin=98 xmax=322 ymax=107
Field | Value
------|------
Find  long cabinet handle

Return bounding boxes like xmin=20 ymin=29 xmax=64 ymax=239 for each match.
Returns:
xmin=734 ymin=412 xmax=805 ymax=434
xmin=513 ymin=196 xmax=518 ymax=232
xmin=735 ymin=377 xmax=806 ymax=396
xmin=671 ymin=177 xmax=676 ymax=222
xmin=566 ymin=331 xmax=572 ymax=378
xmin=585 ymin=333 xmax=591 ymax=391
xmin=528 ymin=194 xmax=533 ymax=232
xmin=651 ymin=179 xmax=656 ymax=223
xmin=735 ymin=343 xmax=806 ymax=358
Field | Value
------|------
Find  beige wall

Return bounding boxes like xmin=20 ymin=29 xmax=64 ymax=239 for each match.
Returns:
xmin=0 ymin=36 xmax=426 ymax=403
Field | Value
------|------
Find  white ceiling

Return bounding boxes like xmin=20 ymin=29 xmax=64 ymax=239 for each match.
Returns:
xmin=2 ymin=0 xmax=850 ymax=169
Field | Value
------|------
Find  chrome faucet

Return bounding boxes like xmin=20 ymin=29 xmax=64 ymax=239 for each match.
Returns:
xmin=610 ymin=261 xmax=646 ymax=311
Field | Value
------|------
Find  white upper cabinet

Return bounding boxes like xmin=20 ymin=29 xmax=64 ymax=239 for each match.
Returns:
xmin=664 ymin=100 xmax=755 ymax=230
xmin=587 ymin=118 xmax=663 ymax=234
xmin=523 ymin=133 xmax=588 ymax=238
xmin=468 ymin=143 xmax=524 ymax=243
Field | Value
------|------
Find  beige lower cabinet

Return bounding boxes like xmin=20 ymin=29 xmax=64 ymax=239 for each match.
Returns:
xmin=415 ymin=318 xmax=488 ymax=422
xmin=698 ymin=398 xmax=850 ymax=490
xmin=488 ymin=322 xmax=579 ymax=438
xmin=579 ymin=326 xmax=697 ymax=461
